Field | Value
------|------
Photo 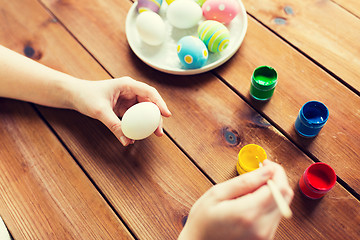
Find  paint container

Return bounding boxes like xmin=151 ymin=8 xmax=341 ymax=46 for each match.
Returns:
xmin=250 ymin=66 xmax=278 ymax=101
xmin=295 ymin=101 xmax=329 ymax=137
xmin=237 ymin=144 xmax=267 ymax=174
xmin=299 ymin=162 xmax=336 ymax=199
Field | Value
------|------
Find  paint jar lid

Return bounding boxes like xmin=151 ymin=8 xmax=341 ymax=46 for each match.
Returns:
xmin=306 ymin=162 xmax=336 ymax=191
xmin=251 ymin=66 xmax=278 ymax=90
xmin=299 ymin=101 xmax=329 ymax=127
xmin=238 ymin=144 xmax=267 ymax=172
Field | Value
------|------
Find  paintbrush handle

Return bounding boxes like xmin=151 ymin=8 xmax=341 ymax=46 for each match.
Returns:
xmin=266 ymin=179 xmax=293 ymax=219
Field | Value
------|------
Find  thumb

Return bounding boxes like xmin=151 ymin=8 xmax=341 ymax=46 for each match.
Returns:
xmin=212 ymin=166 xmax=273 ymax=201
xmin=98 ymin=107 xmax=131 ymax=146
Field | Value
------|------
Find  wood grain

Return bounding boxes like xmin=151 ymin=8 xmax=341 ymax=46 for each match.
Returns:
xmin=39 ymin=107 xmax=213 ymax=239
xmin=0 ymin=99 xmax=133 ymax=239
xmin=0 ymin=0 xmax=213 ymax=239
xmin=242 ymin=0 xmax=360 ymax=92
xmin=215 ymin=17 xmax=360 ymax=194
xmin=33 ymin=0 xmax=360 ymax=239
xmin=333 ymin=0 xmax=360 ymax=18
xmin=38 ymin=0 xmax=360 ymax=192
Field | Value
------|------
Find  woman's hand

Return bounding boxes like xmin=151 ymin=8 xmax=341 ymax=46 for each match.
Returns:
xmin=178 ymin=160 xmax=294 ymax=240
xmin=0 ymin=46 xmax=170 ymax=146
xmin=68 ymin=77 xmax=171 ymax=146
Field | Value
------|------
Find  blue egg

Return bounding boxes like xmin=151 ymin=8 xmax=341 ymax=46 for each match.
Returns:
xmin=177 ymin=36 xmax=208 ymax=69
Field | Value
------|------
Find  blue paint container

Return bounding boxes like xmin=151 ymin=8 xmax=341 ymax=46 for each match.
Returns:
xmin=295 ymin=101 xmax=329 ymax=137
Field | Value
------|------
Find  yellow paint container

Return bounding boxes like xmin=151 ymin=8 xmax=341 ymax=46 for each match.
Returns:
xmin=237 ymin=144 xmax=267 ymax=175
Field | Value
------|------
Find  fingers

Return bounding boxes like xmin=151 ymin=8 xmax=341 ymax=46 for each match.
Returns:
xmin=97 ymin=106 xmax=133 ymax=146
xmin=154 ymin=117 xmax=164 ymax=137
xmin=208 ymin=166 xmax=273 ymax=201
xmin=263 ymin=160 xmax=294 ymax=203
xmin=236 ymin=184 xmax=275 ymax=211
xmin=100 ymin=105 xmax=164 ymax=145
xmin=121 ymin=77 xmax=172 ymax=117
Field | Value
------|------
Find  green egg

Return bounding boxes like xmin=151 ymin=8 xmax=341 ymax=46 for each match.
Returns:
xmin=198 ymin=20 xmax=230 ymax=53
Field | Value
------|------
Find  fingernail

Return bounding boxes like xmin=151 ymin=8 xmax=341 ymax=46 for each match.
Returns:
xmin=120 ymin=136 xmax=128 ymax=146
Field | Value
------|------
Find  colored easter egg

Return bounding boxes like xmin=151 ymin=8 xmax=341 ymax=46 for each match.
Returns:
xmin=177 ymin=36 xmax=208 ymax=69
xmin=202 ymin=0 xmax=240 ymax=24
xmin=137 ymin=0 xmax=163 ymax=13
xmin=167 ymin=0 xmax=203 ymax=29
xmin=165 ymin=0 xmax=175 ymax=5
xmin=136 ymin=11 xmax=166 ymax=46
xmin=194 ymin=0 xmax=208 ymax=7
xmin=198 ymin=20 xmax=230 ymax=52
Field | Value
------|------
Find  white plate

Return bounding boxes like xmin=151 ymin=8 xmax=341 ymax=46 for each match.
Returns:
xmin=125 ymin=0 xmax=247 ymax=75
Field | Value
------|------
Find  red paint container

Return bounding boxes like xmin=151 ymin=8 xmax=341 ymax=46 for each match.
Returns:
xmin=299 ymin=163 xmax=336 ymax=199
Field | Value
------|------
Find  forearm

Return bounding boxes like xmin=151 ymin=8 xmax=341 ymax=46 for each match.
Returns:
xmin=0 ymin=45 xmax=77 ymax=109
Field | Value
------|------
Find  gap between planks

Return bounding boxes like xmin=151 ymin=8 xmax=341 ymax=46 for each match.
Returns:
xmin=33 ymin=0 xmax=360 ymax=201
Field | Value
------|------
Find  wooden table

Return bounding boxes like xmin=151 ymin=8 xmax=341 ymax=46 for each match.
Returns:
xmin=1 ymin=0 xmax=359 ymax=239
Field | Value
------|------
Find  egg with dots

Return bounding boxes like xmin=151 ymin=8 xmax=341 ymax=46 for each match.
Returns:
xmin=202 ymin=0 xmax=240 ymax=24
xmin=166 ymin=0 xmax=202 ymax=29
xmin=137 ymin=0 xmax=163 ymax=13
xmin=198 ymin=20 xmax=230 ymax=53
xmin=136 ymin=11 xmax=166 ymax=46
xmin=177 ymin=36 xmax=208 ymax=69
xmin=121 ymin=102 xmax=161 ymax=140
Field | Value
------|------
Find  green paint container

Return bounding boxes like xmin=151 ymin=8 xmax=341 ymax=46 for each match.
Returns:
xmin=250 ymin=66 xmax=278 ymax=101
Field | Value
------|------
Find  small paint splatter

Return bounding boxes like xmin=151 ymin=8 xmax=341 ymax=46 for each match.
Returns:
xmin=24 ymin=46 xmax=35 ymax=58
xmin=23 ymin=44 xmax=42 ymax=60
xmin=251 ymin=114 xmax=271 ymax=128
xmin=284 ymin=6 xmax=294 ymax=15
xmin=274 ymin=17 xmax=287 ymax=25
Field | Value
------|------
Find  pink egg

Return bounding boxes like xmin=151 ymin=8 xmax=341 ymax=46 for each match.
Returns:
xmin=202 ymin=0 xmax=240 ymax=24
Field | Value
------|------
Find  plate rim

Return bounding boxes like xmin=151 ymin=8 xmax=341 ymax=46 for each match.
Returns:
xmin=125 ymin=0 xmax=248 ymax=75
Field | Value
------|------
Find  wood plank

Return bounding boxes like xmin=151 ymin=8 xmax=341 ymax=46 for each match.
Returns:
xmin=41 ymin=102 xmax=360 ymax=240
xmin=0 ymin=0 xmax=213 ymax=239
xmin=35 ymin=0 xmax=360 ymax=239
xmin=242 ymin=0 xmax=360 ymax=92
xmin=215 ymin=17 xmax=360 ymax=194
xmin=0 ymin=99 xmax=133 ymax=239
xmin=38 ymin=0 xmax=360 ymax=192
xmin=39 ymin=108 xmax=213 ymax=239
xmin=333 ymin=0 xmax=360 ymax=18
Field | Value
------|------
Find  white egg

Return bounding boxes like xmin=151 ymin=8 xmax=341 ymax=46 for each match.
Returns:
xmin=121 ymin=102 xmax=161 ymax=140
xmin=136 ymin=11 xmax=166 ymax=46
xmin=167 ymin=0 xmax=202 ymax=29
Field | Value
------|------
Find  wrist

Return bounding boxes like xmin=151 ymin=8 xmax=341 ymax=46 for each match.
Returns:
xmin=54 ymin=75 xmax=82 ymax=110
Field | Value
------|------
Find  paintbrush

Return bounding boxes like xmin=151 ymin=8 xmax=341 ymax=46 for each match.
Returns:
xmin=259 ymin=162 xmax=293 ymax=219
